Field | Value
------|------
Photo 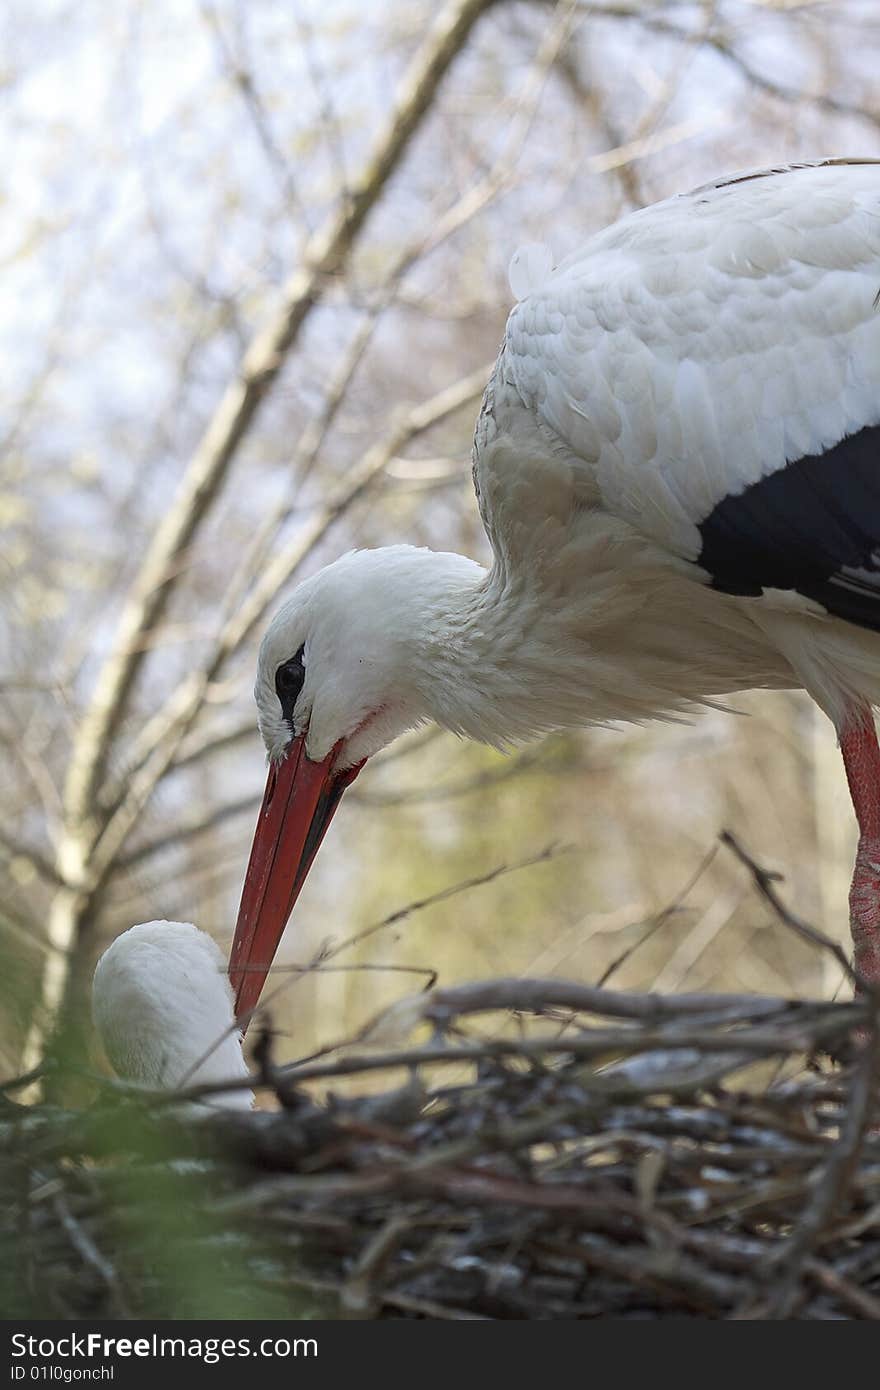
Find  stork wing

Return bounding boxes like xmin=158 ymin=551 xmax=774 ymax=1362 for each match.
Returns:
xmin=474 ymin=160 xmax=880 ymax=630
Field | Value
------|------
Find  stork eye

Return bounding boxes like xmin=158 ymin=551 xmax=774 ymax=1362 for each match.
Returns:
xmin=275 ymin=646 xmax=306 ymax=728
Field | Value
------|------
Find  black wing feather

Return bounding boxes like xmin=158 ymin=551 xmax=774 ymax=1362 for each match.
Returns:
xmin=698 ymin=422 xmax=880 ymax=629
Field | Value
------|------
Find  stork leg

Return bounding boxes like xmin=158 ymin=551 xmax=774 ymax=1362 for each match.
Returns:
xmin=840 ymin=712 xmax=880 ymax=989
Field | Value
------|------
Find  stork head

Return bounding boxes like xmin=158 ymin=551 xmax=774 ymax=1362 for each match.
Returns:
xmin=229 ymin=545 xmax=486 ymax=1023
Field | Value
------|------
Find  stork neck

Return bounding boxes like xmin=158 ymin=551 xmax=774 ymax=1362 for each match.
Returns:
xmin=408 ymin=534 xmax=786 ymax=743
xmin=411 ymin=563 xmax=548 ymax=748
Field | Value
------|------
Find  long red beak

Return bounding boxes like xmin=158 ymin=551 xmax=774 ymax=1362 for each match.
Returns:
xmin=228 ymin=734 xmax=363 ymax=1028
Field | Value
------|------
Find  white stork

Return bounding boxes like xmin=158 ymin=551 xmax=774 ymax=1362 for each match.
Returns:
xmin=94 ymin=921 xmax=253 ymax=1107
xmin=229 ymin=158 xmax=880 ymax=1024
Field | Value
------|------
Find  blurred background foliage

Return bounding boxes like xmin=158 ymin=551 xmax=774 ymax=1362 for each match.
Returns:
xmin=2 ymin=0 xmax=879 ymax=1087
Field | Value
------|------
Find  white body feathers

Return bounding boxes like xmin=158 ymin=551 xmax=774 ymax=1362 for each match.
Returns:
xmin=92 ymin=921 xmax=253 ymax=1109
xmin=485 ymin=162 xmax=880 ymax=559
xmin=254 ymin=161 xmax=880 ymax=771
xmin=475 ymin=160 xmax=880 ymax=732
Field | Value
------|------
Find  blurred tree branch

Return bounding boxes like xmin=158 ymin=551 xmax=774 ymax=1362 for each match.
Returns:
xmin=199 ymin=0 xmax=313 ymax=232
xmin=566 ymin=2 xmax=880 ymax=133
xmin=0 ymin=828 xmax=62 ymax=889
xmin=24 ymin=0 xmax=498 ymax=1080
xmin=8 ymin=0 xmax=871 ymax=1099
xmin=63 ymin=0 xmax=498 ymax=836
xmin=86 ymin=364 xmax=488 ymax=897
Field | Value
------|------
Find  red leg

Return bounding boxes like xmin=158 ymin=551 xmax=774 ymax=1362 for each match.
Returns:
xmin=840 ymin=712 xmax=880 ymax=989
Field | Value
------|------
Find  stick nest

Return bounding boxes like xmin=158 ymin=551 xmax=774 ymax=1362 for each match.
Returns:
xmin=3 ymin=977 xmax=880 ymax=1320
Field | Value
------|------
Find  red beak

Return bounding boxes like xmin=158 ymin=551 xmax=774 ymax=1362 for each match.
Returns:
xmin=228 ymin=734 xmax=363 ymax=1028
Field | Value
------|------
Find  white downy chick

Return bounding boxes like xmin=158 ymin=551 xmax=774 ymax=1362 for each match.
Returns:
xmin=93 ymin=920 xmax=253 ymax=1109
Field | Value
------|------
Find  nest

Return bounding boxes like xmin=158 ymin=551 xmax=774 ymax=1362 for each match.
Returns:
xmin=3 ymin=973 xmax=880 ymax=1321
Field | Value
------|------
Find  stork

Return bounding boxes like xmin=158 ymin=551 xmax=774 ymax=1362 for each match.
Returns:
xmin=229 ymin=159 xmax=880 ymax=1024
xmin=94 ymin=921 xmax=253 ymax=1108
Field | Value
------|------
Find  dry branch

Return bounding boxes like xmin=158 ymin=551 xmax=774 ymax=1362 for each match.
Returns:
xmin=63 ymin=0 xmax=496 ymax=832
xmin=87 ymin=364 xmax=489 ymax=896
xmin=721 ymin=830 xmax=864 ymax=991
xmin=565 ymin=2 xmax=880 ymax=134
xmin=4 ymin=974 xmax=879 ymax=1320
xmin=26 ymin=0 xmax=497 ymax=1076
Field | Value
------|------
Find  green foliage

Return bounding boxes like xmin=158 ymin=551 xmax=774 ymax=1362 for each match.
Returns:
xmin=1 ymin=1099 xmax=332 ymax=1319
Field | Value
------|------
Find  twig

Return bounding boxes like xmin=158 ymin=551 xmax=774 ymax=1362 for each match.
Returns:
xmin=763 ymin=1007 xmax=880 ymax=1318
xmin=804 ymin=1257 xmax=880 ymax=1321
xmin=231 ymin=843 xmax=567 ymax=1048
xmin=0 ymin=1063 xmax=49 ymax=1095
xmin=720 ymin=829 xmax=864 ymax=991
xmin=564 ymin=2 xmax=880 ymax=134
xmin=0 ymin=826 xmax=63 ymax=889
xmin=168 ymin=1015 xmax=852 ymax=1103
xmin=51 ymin=1192 xmax=129 ymax=1318
xmin=340 ymin=1214 xmax=412 ymax=1317
xmin=596 ymin=844 xmax=719 ymax=987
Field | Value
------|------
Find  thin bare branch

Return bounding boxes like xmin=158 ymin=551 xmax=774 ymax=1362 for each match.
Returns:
xmin=28 ymin=0 xmax=497 ymax=1075
xmin=575 ymin=2 xmax=880 ymax=133
xmin=63 ymin=0 xmax=497 ymax=835
xmin=86 ymin=365 xmax=489 ymax=897
xmin=116 ymin=793 xmax=261 ymax=872
xmin=721 ymin=830 xmax=864 ymax=991
xmin=0 ymin=826 xmax=62 ymax=889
